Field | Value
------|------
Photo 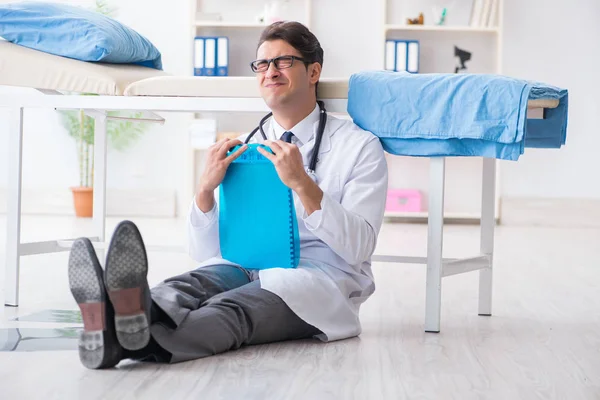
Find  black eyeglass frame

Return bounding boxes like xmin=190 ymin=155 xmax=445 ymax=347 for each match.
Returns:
xmin=250 ymin=55 xmax=311 ymax=73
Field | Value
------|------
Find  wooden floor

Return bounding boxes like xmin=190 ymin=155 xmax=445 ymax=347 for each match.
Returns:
xmin=1 ymin=216 xmax=599 ymax=399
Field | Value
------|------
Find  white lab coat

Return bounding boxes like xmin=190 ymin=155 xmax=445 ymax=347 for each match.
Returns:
xmin=187 ymin=105 xmax=388 ymax=342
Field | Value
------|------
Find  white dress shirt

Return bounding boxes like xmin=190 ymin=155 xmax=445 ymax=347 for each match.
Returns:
xmin=187 ymin=104 xmax=388 ymax=342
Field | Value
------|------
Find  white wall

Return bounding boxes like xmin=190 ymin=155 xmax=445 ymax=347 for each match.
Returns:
xmin=312 ymin=0 xmax=384 ymax=77
xmin=500 ymin=0 xmax=600 ymax=200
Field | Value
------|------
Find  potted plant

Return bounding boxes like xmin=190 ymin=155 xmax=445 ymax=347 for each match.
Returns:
xmin=60 ymin=109 xmax=148 ymax=217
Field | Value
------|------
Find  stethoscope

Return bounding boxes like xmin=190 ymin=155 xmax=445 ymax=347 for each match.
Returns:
xmin=244 ymin=100 xmax=327 ymax=180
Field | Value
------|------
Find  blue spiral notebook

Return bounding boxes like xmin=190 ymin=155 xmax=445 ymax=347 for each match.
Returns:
xmin=218 ymin=144 xmax=300 ymax=270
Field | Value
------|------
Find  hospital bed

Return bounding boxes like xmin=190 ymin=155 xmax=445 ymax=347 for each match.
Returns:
xmin=0 ymin=40 xmax=560 ymax=333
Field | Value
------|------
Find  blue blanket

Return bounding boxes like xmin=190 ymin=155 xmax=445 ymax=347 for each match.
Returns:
xmin=347 ymin=71 xmax=568 ymax=160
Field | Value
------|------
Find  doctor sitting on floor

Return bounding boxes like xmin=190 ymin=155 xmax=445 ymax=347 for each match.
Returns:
xmin=67 ymin=21 xmax=388 ymax=369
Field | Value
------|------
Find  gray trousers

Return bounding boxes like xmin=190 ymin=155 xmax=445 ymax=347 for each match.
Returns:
xmin=147 ymin=265 xmax=321 ymax=363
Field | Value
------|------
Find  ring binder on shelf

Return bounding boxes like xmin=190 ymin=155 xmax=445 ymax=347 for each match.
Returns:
xmin=194 ymin=36 xmax=229 ymax=76
xmin=385 ymin=39 xmax=420 ymax=74
xmin=194 ymin=37 xmax=204 ymax=76
xmin=217 ymin=37 xmax=229 ymax=76
xmin=204 ymin=37 xmax=216 ymax=76
xmin=219 ymin=144 xmax=300 ymax=270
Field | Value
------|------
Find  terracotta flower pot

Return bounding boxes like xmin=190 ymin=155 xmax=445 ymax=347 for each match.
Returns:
xmin=70 ymin=187 xmax=93 ymax=218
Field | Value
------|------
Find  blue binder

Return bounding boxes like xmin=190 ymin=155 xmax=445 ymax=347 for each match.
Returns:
xmin=203 ymin=37 xmax=216 ymax=76
xmin=219 ymin=144 xmax=300 ymax=270
xmin=384 ymin=39 xmax=419 ymax=73
xmin=194 ymin=36 xmax=228 ymax=76
xmin=193 ymin=37 xmax=204 ymax=76
xmin=216 ymin=37 xmax=229 ymax=76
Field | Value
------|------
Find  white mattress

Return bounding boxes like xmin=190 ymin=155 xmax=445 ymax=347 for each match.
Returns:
xmin=123 ymin=76 xmax=349 ymax=98
xmin=0 ymin=40 xmax=167 ymax=95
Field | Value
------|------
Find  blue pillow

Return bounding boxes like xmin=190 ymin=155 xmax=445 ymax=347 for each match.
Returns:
xmin=0 ymin=2 xmax=162 ymax=69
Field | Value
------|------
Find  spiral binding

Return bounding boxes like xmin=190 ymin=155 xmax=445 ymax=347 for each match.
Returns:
xmin=288 ymin=189 xmax=295 ymax=267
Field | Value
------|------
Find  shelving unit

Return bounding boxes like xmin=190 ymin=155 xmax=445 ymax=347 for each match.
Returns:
xmin=381 ymin=0 xmax=504 ymax=222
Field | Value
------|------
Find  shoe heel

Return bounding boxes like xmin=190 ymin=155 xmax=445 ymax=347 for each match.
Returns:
xmin=78 ymin=330 xmax=106 ymax=369
xmin=77 ymin=301 xmax=107 ymax=368
xmin=109 ymin=288 xmax=150 ymax=351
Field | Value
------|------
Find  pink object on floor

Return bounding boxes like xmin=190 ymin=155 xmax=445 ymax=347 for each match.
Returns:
xmin=385 ymin=189 xmax=422 ymax=212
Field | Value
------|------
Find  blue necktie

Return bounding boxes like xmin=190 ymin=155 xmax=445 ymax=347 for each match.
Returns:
xmin=281 ymin=131 xmax=294 ymax=143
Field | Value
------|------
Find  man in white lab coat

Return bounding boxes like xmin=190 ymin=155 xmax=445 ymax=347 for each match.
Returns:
xmin=67 ymin=21 xmax=388 ymax=369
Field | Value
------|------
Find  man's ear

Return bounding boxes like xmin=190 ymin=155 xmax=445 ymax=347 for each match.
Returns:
xmin=309 ymin=63 xmax=322 ymax=85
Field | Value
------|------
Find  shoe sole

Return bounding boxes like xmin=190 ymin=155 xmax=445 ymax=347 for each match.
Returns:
xmin=68 ymin=238 xmax=121 ymax=369
xmin=105 ymin=221 xmax=150 ymax=351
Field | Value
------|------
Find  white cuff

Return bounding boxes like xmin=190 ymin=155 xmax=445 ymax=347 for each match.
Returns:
xmin=189 ymin=197 xmax=217 ymax=228
xmin=303 ymin=193 xmax=328 ymax=230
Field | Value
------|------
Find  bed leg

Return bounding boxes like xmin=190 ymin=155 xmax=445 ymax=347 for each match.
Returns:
xmin=479 ymin=157 xmax=496 ymax=316
xmin=425 ymin=156 xmax=445 ymax=333
xmin=5 ymin=108 xmax=24 ymax=307
xmin=93 ymin=114 xmax=108 ymax=260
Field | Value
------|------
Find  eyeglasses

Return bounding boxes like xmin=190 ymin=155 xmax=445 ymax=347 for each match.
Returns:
xmin=250 ymin=55 xmax=309 ymax=73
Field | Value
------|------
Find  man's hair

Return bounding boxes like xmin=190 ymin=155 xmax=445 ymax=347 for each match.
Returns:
xmin=257 ymin=21 xmax=324 ymax=96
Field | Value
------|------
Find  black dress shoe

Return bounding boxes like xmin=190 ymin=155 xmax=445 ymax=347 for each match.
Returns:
xmin=68 ymin=238 xmax=122 ymax=369
xmin=104 ymin=220 xmax=152 ymax=351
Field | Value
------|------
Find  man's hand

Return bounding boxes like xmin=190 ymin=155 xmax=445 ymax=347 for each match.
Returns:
xmin=257 ymin=140 xmax=308 ymax=192
xmin=196 ymin=138 xmax=247 ymax=212
xmin=258 ymin=140 xmax=323 ymax=215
